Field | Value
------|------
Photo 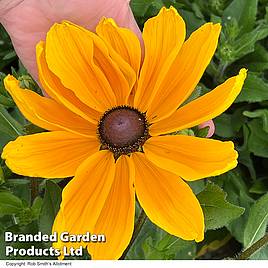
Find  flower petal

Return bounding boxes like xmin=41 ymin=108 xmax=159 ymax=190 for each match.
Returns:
xmin=0 ymin=0 xmax=141 ymax=80
xmin=149 ymin=69 xmax=247 ymax=135
xmin=131 ymin=152 xmax=204 ymax=242
xmin=75 ymin=20 xmax=133 ymax=106
xmin=134 ymin=7 xmax=186 ymax=112
xmin=143 ymin=135 xmax=238 ymax=181
xmin=46 ymin=21 xmax=131 ymax=110
xmin=147 ymin=23 xmax=221 ymax=123
xmin=58 ymin=151 xmax=116 ymax=238
xmin=52 ymin=210 xmax=75 ymax=260
xmin=88 ymin=155 xmax=135 ymax=260
xmin=1 ymin=131 xmax=99 ymax=178
xmin=37 ymin=41 xmax=100 ymax=124
xmin=53 ymin=152 xmax=136 ymax=260
xmin=4 ymin=75 xmax=97 ymax=137
xmin=96 ymin=18 xmax=140 ymax=93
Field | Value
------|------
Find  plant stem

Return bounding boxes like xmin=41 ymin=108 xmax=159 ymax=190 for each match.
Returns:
xmin=237 ymin=233 xmax=268 ymax=260
xmin=0 ymin=95 xmax=14 ymax=107
xmin=213 ymin=62 xmax=229 ymax=85
xmin=30 ymin=178 xmax=39 ymax=204
xmin=120 ymin=208 xmax=147 ymax=260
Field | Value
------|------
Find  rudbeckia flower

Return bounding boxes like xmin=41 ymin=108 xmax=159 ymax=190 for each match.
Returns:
xmin=0 ymin=0 xmax=140 ymax=80
xmin=1 ymin=6 xmax=247 ymax=260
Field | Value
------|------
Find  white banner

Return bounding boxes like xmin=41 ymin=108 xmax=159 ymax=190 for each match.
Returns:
xmin=1 ymin=260 xmax=268 ymax=268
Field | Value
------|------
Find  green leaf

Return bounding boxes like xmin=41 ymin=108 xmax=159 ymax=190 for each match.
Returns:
xmin=249 ymin=179 xmax=268 ymax=195
xmin=214 ymin=113 xmax=235 ymax=138
xmin=23 ymin=123 xmax=45 ymax=134
xmin=196 ymin=229 xmax=231 ymax=258
xmin=197 ymin=183 xmax=245 ymax=230
xmin=0 ymin=135 xmax=12 ymax=150
xmin=39 ymin=180 xmax=62 ymax=235
xmin=238 ymin=149 xmax=256 ymax=180
xmin=214 ymin=109 xmax=247 ymax=138
xmin=0 ymin=192 xmax=23 ymax=216
xmin=191 ymin=3 xmax=204 ymax=20
xmin=239 ymin=44 xmax=268 ymax=72
xmin=223 ymin=0 xmax=258 ymax=34
xmin=243 ymin=192 xmax=268 ymax=248
xmin=2 ymin=50 xmax=16 ymax=61
xmin=130 ymin=0 xmax=156 ymax=17
xmin=238 ymin=125 xmax=256 ymax=180
xmin=247 ymin=119 xmax=268 ymax=158
xmin=188 ymin=180 xmax=206 ymax=195
xmin=18 ymin=75 xmax=38 ymax=92
xmin=142 ymin=234 xmax=196 ymax=260
xmin=215 ymin=169 xmax=255 ymax=243
xmin=250 ymin=245 xmax=268 ymax=260
xmin=236 ymin=73 xmax=268 ymax=103
xmin=171 ymin=128 xmax=195 ymax=136
xmin=0 ymin=166 xmax=4 ymax=184
xmin=232 ymin=24 xmax=268 ymax=61
xmin=0 ymin=104 xmax=24 ymax=138
xmin=126 ymin=219 xmax=196 ymax=260
xmin=227 ymin=190 xmax=254 ymax=243
xmin=244 ymin=109 xmax=268 ymax=133
xmin=0 ymin=94 xmax=14 ymax=107
xmin=6 ymin=179 xmax=31 ymax=205
xmin=195 ymin=126 xmax=209 ymax=138
xmin=180 ymin=9 xmax=205 ymax=34
xmin=31 ymin=196 xmax=43 ymax=220
xmin=182 ymin=85 xmax=202 ymax=106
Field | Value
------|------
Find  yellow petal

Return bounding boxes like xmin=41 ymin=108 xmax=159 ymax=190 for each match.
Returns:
xmin=96 ymin=18 xmax=140 ymax=94
xmin=59 ymin=151 xmax=116 ymax=236
xmin=46 ymin=21 xmax=130 ymax=110
xmin=134 ymin=7 xmax=186 ymax=112
xmin=52 ymin=210 xmax=65 ymax=259
xmin=52 ymin=210 xmax=83 ymax=260
xmin=132 ymin=152 xmax=204 ymax=242
xmin=46 ymin=22 xmax=115 ymax=111
xmin=88 ymin=155 xmax=135 ymax=260
xmin=86 ymin=22 xmax=132 ymax=106
xmin=53 ymin=153 xmax=136 ymax=260
xmin=150 ymin=69 xmax=247 ymax=135
xmin=36 ymin=41 xmax=100 ymax=124
xmin=144 ymin=135 xmax=238 ymax=181
xmin=147 ymin=23 xmax=221 ymax=123
xmin=4 ymin=75 xmax=97 ymax=137
xmin=1 ymin=131 xmax=99 ymax=178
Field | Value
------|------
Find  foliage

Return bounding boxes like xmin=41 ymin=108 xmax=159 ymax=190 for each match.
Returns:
xmin=0 ymin=0 xmax=268 ymax=260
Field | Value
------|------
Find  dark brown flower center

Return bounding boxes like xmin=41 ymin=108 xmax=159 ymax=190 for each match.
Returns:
xmin=98 ymin=106 xmax=149 ymax=156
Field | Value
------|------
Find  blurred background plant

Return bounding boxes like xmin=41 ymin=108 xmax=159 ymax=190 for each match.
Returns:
xmin=1 ymin=0 xmax=268 ymax=260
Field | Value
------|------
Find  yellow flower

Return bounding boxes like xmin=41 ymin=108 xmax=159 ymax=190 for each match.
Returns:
xmin=1 ymin=7 xmax=247 ymax=260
